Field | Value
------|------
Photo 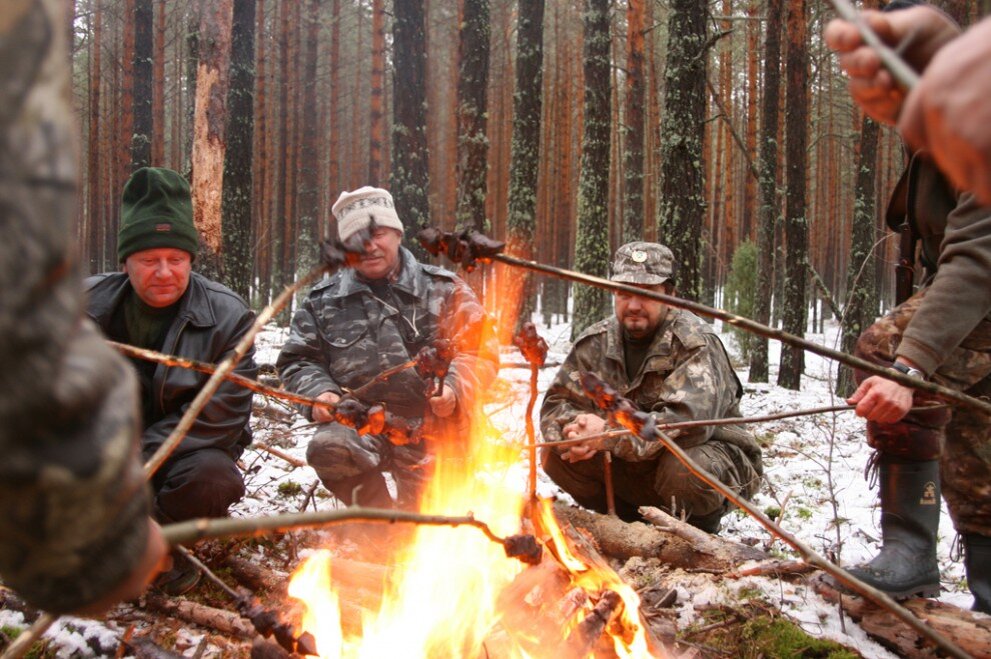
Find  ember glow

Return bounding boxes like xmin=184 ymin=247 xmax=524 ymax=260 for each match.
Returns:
xmin=288 ymin=283 xmax=662 ymax=657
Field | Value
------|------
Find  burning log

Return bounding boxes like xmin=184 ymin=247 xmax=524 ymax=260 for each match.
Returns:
xmin=144 ymin=593 xmax=256 ymax=640
xmin=562 ymin=589 xmax=624 ymax=657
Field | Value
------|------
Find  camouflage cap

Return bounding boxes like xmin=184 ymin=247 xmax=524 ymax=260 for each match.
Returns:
xmin=610 ymin=242 xmax=675 ymax=285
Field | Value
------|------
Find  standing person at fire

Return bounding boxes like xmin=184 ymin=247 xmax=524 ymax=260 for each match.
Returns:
xmin=539 ymin=242 xmax=763 ymax=533
xmin=277 ymin=186 xmax=497 ymax=510
xmin=85 ymin=167 xmax=257 ymax=595
xmin=826 ymin=3 xmax=991 ymax=612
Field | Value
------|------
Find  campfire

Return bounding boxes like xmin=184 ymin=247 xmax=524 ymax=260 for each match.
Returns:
xmin=285 ymin=293 xmax=661 ymax=657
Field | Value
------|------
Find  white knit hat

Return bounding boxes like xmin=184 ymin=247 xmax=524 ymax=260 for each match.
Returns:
xmin=332 ymin=186 xmax=404 ymax=243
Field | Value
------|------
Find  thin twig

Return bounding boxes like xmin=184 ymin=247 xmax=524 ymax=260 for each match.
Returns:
xmin=0 ymin=613 xmax=56 ymax=659
xmin=490 ymin=252 xmax=991 ymax=416
xmin=253 ymin=442 xmax=307 ymax=469
xmin=160 ymin=507 xmax=515 ymax=548
xmin=143 ymin=266 xmax=327 ymax=478
xmin=828 ymin=0 xmax=921 ymax=90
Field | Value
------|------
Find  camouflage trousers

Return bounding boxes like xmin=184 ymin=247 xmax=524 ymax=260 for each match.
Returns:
xmin=541 ymin=440 xmax=760 ymax=529
xmin=307 ymin=422 xmax=433 ymax=509
xmin=856 ymin=289 xmax=991 ymax=535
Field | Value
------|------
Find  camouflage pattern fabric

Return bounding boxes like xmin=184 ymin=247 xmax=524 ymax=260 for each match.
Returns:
xmin=539 ymin=309 xmax=762 ymax=521
xmin=277 ymin=247 xmax=497 ymax=502
xmin=0 ymin=1 xmax=151 ymax=613
xmin=856 ymin=289 xmax=991 ymax=535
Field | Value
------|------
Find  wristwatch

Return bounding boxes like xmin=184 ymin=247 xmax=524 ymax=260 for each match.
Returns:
xmin=891 ymin=361 xmax=926 ymax=380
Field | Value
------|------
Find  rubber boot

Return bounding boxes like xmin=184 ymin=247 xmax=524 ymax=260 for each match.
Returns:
xmin=846 ymin=458 xmax=941 ymax=598
xmin=964 ymin=533 xmax=991 ymax=614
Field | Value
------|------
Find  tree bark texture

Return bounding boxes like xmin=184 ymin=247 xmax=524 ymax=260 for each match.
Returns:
xmin=750 ymin=0 xmax=784 ymax=383
xmin=222 ymin=0 xmax=255 ymax=299
xmin=131 ymin=0 xmax=152 ymax=169
xmin=656 ymin=0 xmax=708 ymax=302
xmin=455 ymin=0 xmax=491 ymax=233
xmin=777 ymin=0 xmax=809 ymax=390
xmin=622 ymin=0 xmax=645 ymax=243
xmin=391 ymin=0 xmax=431 ymax=242
xmin=369 ymin=0 xmax=385 ymax=186
xmin=837 ymin=116 xmax=880 ymax=397
xmin=570 ymin=0 xmax=612 ymax=340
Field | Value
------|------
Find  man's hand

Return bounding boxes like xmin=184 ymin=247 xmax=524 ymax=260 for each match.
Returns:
xmin=824 ymin=6 xmax=960 ymax=125
xmin=559 ymin=413 xmax=607 ymax=463
xmin=312 ymin=391 xmax=341 ymax=423
xmin=847 ymin=375 xmax=915 ymax=424
xmin=428 ymin=383 xmax=457 ymax=418
xmin=899 ymin=17 xmax=991 ymax=205
xmin=73 ymin=519 xmax=168 ymax=617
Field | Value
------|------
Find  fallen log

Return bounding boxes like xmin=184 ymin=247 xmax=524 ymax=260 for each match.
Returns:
xmin=143 ymin=593 xmax=256 ymax=640
xmin=552 ymin=502 xmax=766 ymax=571
xmin=814 ymin=577 xmax=991 ymax=658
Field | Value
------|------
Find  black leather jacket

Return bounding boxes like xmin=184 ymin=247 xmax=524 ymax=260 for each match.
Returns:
xmin=85 ymin=272 xmax=257 ymax=461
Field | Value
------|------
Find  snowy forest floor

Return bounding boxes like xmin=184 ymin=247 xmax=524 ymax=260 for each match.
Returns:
xmin=0 ymin=315 xmax=984 ymax=658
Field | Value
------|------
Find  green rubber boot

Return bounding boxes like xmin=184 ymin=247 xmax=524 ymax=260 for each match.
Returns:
xmin=846 ymin=458 xmax=941 ymax=599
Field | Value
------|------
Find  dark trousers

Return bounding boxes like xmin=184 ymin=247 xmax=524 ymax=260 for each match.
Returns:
xmin=151 ymin=448 xmax=245 ymax=522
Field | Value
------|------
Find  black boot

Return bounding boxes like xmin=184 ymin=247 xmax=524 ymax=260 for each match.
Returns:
xmin=846 ymin=458 xmax=941 ymax=598
xmin=964 ymin=533 xmax=991 ymax=614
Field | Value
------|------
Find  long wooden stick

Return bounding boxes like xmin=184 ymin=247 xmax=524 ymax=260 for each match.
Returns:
xmin=160 ymin=507 xmax=516 ymax=547
xmin=490 ymin=252 xmax=991 ymax=416
xmin=0 ymin=613 xmax=56 ymax=659
xmin=143 ymin=266 xmax=326 ymax=478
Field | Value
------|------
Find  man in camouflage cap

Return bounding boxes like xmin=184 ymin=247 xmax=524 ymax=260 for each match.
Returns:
xmin=277 ymin=186 xmax=498 ymax=511
xmin=540 ymin=242 xmax=762 ymax=532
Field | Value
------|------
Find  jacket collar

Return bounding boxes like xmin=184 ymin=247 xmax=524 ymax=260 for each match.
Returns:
xmin=89 ymin=272 xmax=216 ymax=328
xmin=331 ymin=247 xmax=424 ymax=299
xmin=604 ymin=311 xmax=676 ymax=364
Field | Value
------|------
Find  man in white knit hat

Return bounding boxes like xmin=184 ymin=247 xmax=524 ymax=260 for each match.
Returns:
xmin=277 ymin=187 xmax=498 ymax=510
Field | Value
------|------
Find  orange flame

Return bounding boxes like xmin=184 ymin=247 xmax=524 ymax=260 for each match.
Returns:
xmin=287 ymin=276 xmax=662 ymax=658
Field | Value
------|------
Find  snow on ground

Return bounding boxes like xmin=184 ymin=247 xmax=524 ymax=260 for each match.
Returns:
xmin=7 ymin=313 xmax=977 ymax=657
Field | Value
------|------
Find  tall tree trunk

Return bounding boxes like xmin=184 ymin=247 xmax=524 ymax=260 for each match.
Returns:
xmin=121 ymin=0 xmax=135 ymax=179
xmin=327 ymin=0 xmax=341 ymax=238
xmin=151 ymin=0 xmax=165 ymax=165
xmin=369 ymin=0 xmax=385 ymax=185
xmin=622 ymin=0 xmax=645 ymax=242
xmin=297 ymin=0 xmax=320 ymax=274
xmin=500 ymin=0 xmax=544 ymax=338
xmin=777 ymin=0 xmax=809 ymax=390
xmin=222 ymin=0 xmax=255 ymax=300
xmin=656 ymin=0 xmax=708 ymax=302
xmin=191 ymin=0 xmax=234 ymax=278
xmin=749 ymin=0 xmax=784 ymax=383
xmin=87 ymin=0 xmax=103 ymax=272
xmin=837 ymin=115 xmax=880 ymax=396
xmin=455 ymin=0 xmax=491 ymax=232
xmin=391 ymin=0 xmax=431 ymax=243
xmin=571 ymin=0 xmax=612 ymax=339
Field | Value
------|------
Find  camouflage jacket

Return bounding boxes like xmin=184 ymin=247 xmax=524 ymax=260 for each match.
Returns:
xmin=85 ymin=272 xmax=257 ymax=461
xmin=0 ymin=0 xmax=150 ymax=613
xmin=277 ymin=247 xmax=498 ymax=423
xmin=890 ymin=154 xmax=991 ymax=375
xmin=540 ymin=309 xmax=761 ymax=463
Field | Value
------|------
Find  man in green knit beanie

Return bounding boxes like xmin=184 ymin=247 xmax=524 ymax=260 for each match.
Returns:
xmin=85 ymin=167 xmax=257 ymax=596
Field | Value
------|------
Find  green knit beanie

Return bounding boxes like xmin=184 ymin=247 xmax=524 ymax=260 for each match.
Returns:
xmin=117 ymin=167 xmax=199 ymax=262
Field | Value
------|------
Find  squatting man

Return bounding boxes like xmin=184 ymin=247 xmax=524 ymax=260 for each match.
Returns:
xmin=540 ymin=242 xmax=763 ymax=533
